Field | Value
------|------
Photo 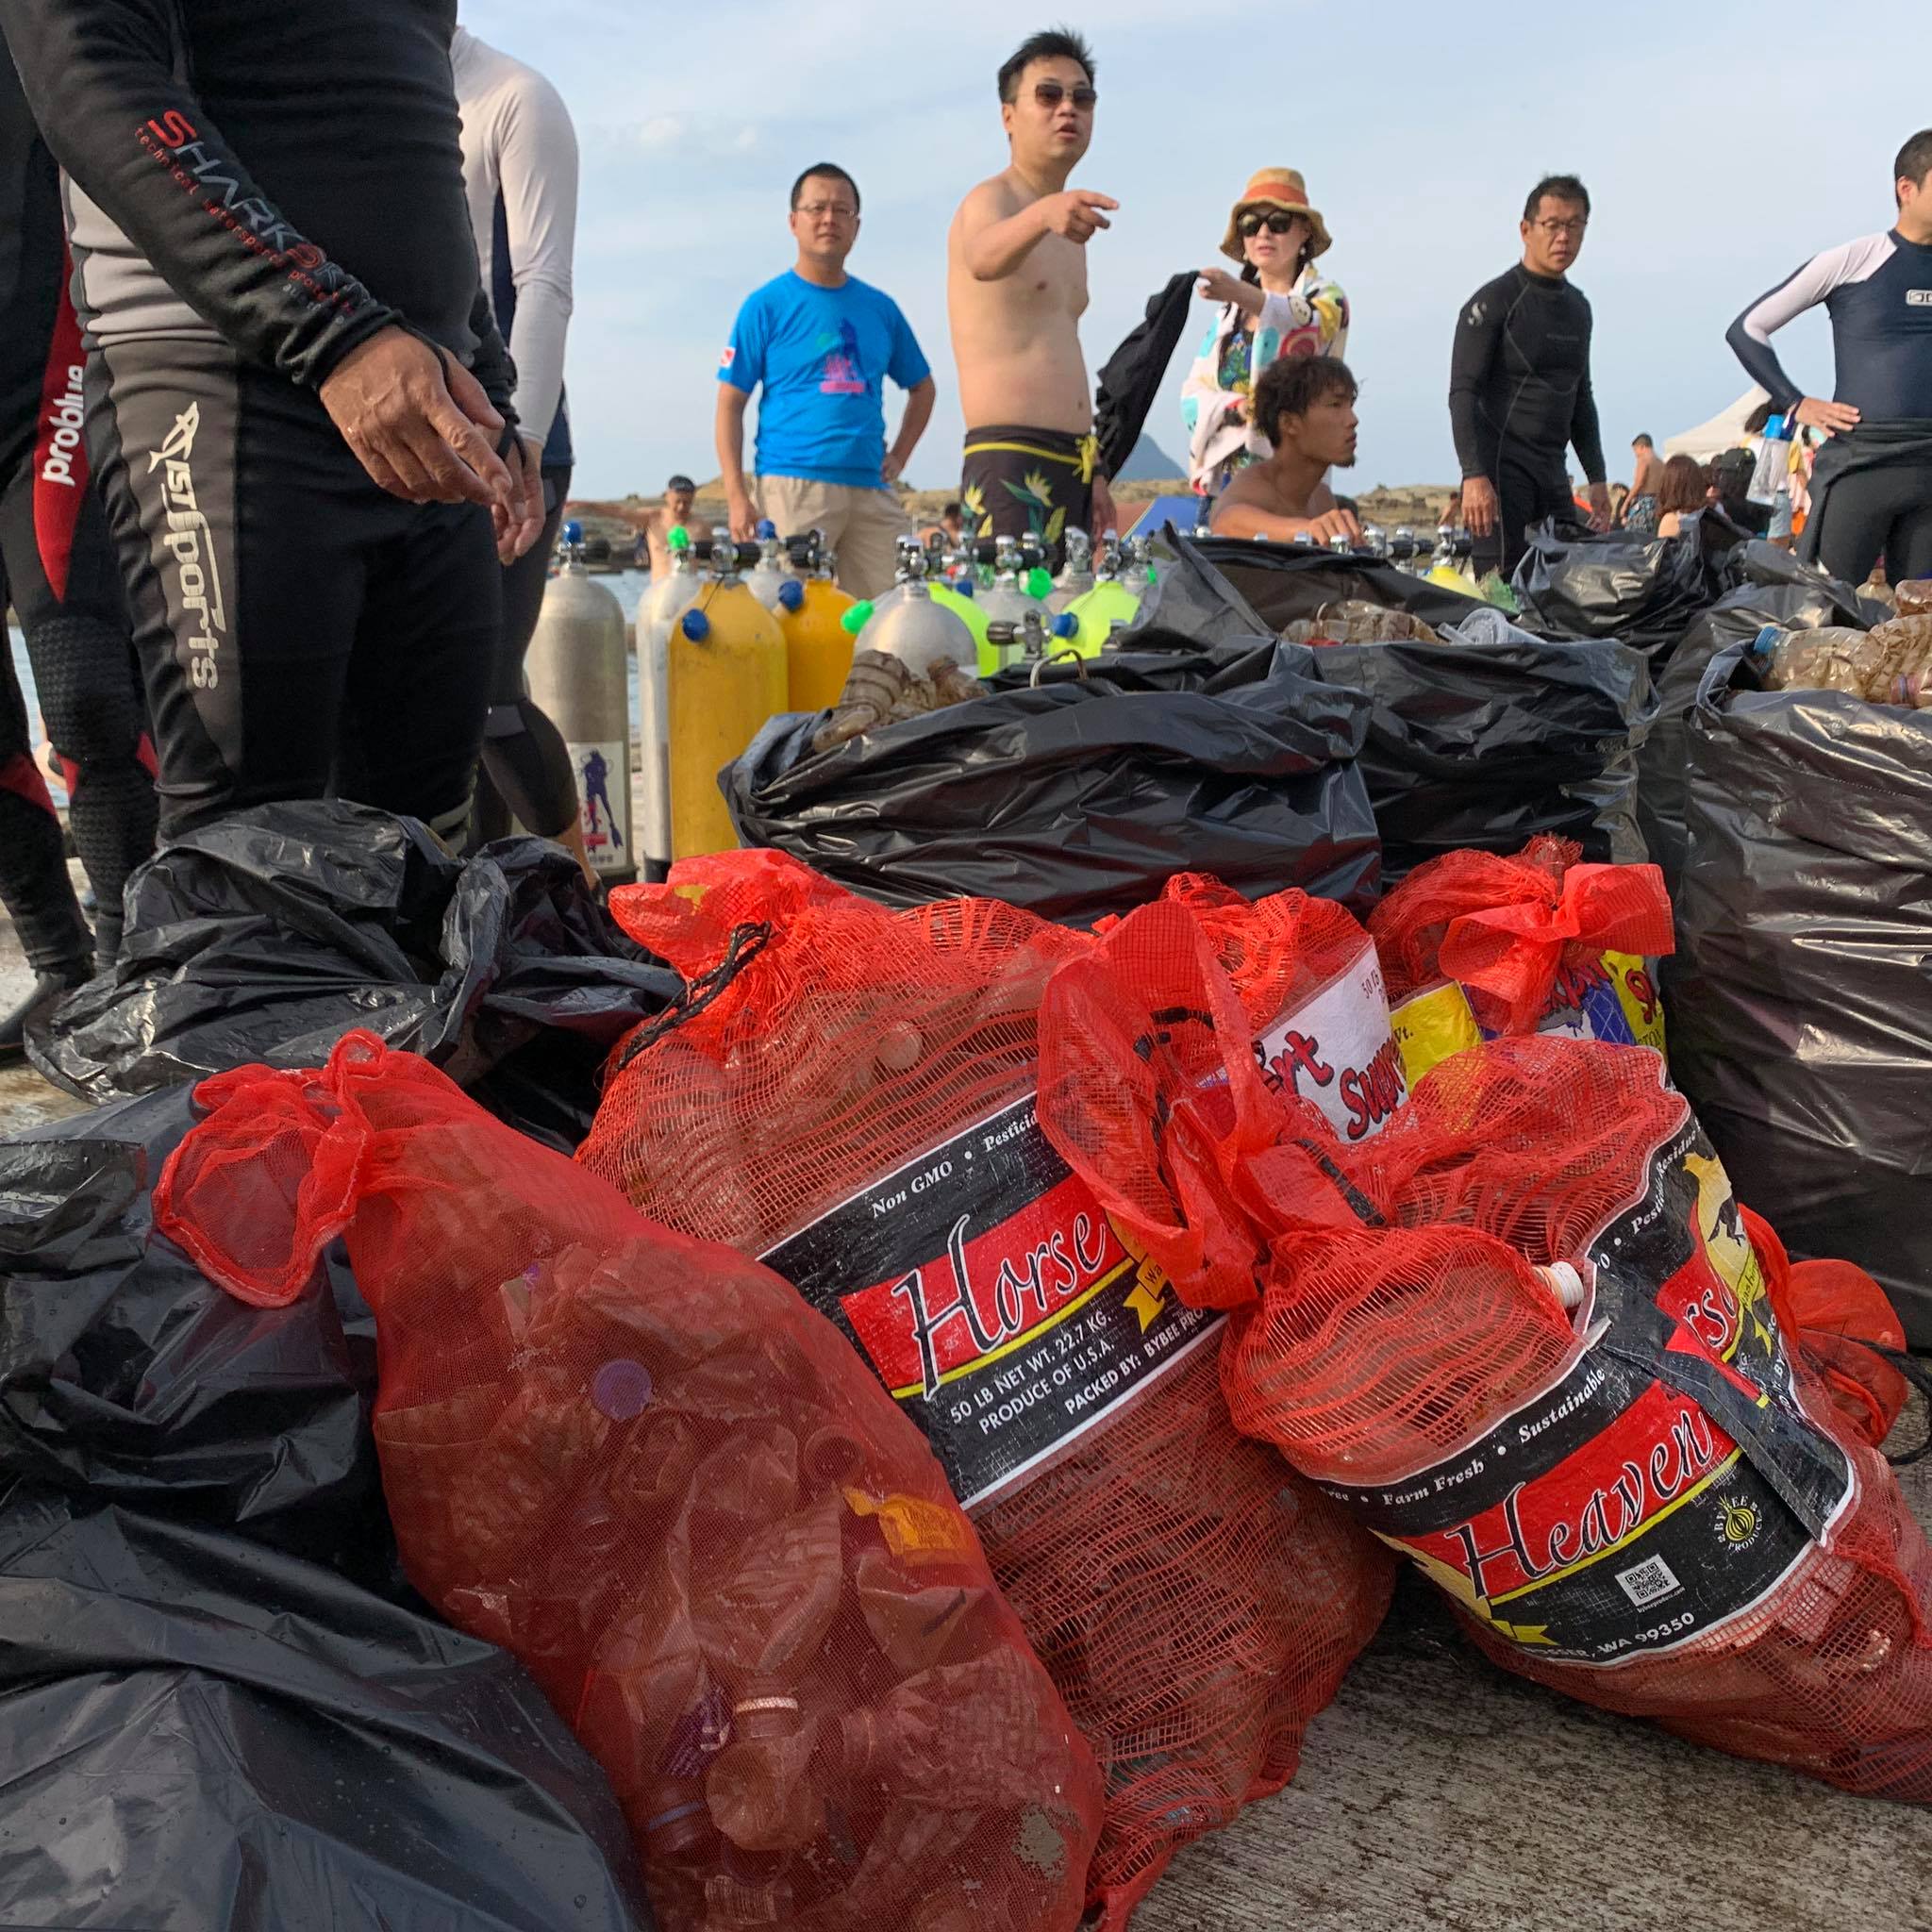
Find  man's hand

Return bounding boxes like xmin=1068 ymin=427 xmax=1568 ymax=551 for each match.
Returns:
xmin=726 ymin=488 xmax=758 ymax=542
xmin=1461 ymin=474 xmax=1500 ymax=537
xmin=881 ymin=449 xmax=907 ymax=486
xmin=1039 ymin=190 xmax=1118 ymax=244
xmin=1586 ymin=481 xmax=1612 ymax=533
xmin=1091 ymin=474 xmax=1118 ymax=540
xmin=493 ymin=437 xmax=547 ymax=565
xmin=1794 ymin=395 xmax=1860 ymax=436
xmin=320 ymin=325 xmax=515 ymax=513
xmin=1303 ymin=507 xmax=1363 ymax=546
xmin=1196 ymin=266 xmax=1265 ymax=316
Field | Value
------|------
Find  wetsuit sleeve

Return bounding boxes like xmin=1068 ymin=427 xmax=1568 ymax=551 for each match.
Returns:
xmin=0 ymin=0 xmax=402 ymax=388
xmin=467 ymin=283 xmax=519 ymax=430
xmin=885 ymin=298 xmax=930 ymax=391
xmin=1570 ymin=305 xmax=1606 ymax=484
xmin=1726 ymin=240 xmax=1875 ymax=415
xmin=1448 ymin=283 xmax=1503 ymax=478
xmin=492 ymin=67 xmax=576 ymax=450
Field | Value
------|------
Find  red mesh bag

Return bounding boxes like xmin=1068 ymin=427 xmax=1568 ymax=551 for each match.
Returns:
xmin=1037 ymin=904 xmax=1932 ymax=1804
xmin=581 ymin=853 xmax=1396 ymax=1928
xmin=1368 ymin=839 xmax=1674 ymax=1083
xmin=153 ymin=1033 xmax=1103 ymax=1932
xmin=1117 ymin=873 xmax=1409 ymax=1144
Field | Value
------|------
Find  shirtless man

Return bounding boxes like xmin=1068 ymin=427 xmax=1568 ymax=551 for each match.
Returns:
xmin=947 ymin=27 xmax=1118 ymax=560
xmin=641 ymin=474 xmax=714 ymax=575
xmin=1210 ymin=357 xmax=1364 ymax=545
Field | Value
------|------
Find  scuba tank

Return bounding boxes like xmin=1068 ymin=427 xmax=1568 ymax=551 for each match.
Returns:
xmin=523 ymin=520 xmax=635 ymax=882
xmin=1047 ymin=527 xmax=1095 ymax=615
xmin=982 ymin=605 xmax=1080 ymax=677
xmin=926 ymin=571 xmax=992 ymax=669
xmin=1063 ymin=534 xmax=1142 ymax=656
xmin=634 ymin=525 xmax=703 ymax=881
xmin=1427 ymin=519 xmax=1482 ymax=598
xmin=839 ymin=540 xmax=976 ymax=681
xmin=743 ymin=519 xmax=797 ymax=612
xmin=668 ymin=539 xmax=788 ymax=859
xmin=774 ymin=533 xmax=857 ymax=711
xmin=973 ymin=536 xmax=1052 ymax=676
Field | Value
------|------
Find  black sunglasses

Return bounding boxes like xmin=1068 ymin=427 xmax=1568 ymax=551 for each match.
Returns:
xmin=1032 ymin=80 xmax=1098 ymax=110
xmin=1238 ymin=209 xmax=1306 ymax=238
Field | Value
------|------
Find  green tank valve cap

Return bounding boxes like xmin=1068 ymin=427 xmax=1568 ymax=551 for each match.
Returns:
xmin=841 ymin=601 xmax=874 ymax=636
xmin=666 ymin=524 xmax=691 ymax=550
xmin=1145 ymin=564 xmax=1158 ymax=585
xmin=1024 ymin=567 xmax=1053 ymax=600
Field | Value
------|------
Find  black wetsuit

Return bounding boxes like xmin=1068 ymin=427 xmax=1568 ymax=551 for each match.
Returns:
xmin=0 ymin=0 xmax=518 ymax=843
xmin=0 ymin=49 xmax=156 ymax=976
xmin=1449 ymin=263 xmax=1607 ymax=575
xmin=1728 ymin=230 xmax=1932 ymax=586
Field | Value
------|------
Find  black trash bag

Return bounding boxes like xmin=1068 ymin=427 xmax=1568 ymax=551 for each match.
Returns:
xmin=1164 ymin=528 xmax=1484 ymax=633
xmin=1671 ymin=642 xmax=1932 ymax=1346
xmin=1638 ymin=558 xmax=1870 ymax=892
xmin=0 ymin=1085 xmax=383 ymax=1570
xmin=28 ymin=801 xmax=677 ymax=1148
xmin=0 ymin=1490 xmax=654 ymax=1932
xmin=1128 ymin=523 xmax=1285 ymax=648
xmin=1307 ymin=636 xmax=1652 ymax=886
xmin=1509 ymin=515 xmax=1724 ymax=658
xmin=986 ymin=624 xmax=1278 ymax=695
xmin=724 ymin=638 xmax=1382 ymax=923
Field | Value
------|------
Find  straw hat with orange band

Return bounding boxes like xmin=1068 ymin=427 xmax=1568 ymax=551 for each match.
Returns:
xmin=1221 ymin=168 xmax=1333 ymax=265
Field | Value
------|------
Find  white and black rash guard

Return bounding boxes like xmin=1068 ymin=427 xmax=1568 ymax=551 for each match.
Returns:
xmin=1727 ymin=229 xmax=1932 ymax=422
xmin=452 ymin=25 xmax=576 ymax=468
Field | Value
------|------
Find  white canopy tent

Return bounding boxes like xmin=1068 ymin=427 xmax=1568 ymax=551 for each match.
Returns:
xmin=1663 ymin=388 xmax=1770 ymax=461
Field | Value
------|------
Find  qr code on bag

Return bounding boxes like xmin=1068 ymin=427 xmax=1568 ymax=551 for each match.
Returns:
xmin=1615 ymin=1554 xmax=1682 ymax=1609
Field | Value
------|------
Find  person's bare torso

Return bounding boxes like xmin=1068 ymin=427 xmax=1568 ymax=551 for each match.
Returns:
xmin=947 ymin=170 xmax=1091 ymax=434
xmin=1216 ymin=460 xmax=1334 ymax=523
xmin=646 ymin=508 xmax=713 ymax=577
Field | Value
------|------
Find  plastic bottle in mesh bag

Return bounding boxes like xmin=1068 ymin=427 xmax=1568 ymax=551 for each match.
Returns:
xmin=578 ymin=852 xmax=1397 ymax=1929
xmin=1367 ymin=837 xmax=1674 ymax=1088
xmin=152 ymin=1033 xmax=1104 ymax=1932
xmin=1035 ymin=907 xmax=1931 ymax=1804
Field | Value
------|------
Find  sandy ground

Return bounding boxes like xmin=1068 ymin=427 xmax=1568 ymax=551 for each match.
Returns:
xmin=2 ymin=894 xmax=1928 ymax=1932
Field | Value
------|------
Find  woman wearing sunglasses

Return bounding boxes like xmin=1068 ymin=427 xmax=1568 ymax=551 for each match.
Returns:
xmin=1183 ymin=169 xmax=1348 ymax=496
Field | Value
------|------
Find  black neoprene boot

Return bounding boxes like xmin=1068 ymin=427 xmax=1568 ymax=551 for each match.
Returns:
xmin=0 ymin=962 xmax=90 ymax=1066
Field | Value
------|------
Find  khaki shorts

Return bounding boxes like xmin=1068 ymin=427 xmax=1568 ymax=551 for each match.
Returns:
xmin=753 ymin=475 xmax=909 ymax=600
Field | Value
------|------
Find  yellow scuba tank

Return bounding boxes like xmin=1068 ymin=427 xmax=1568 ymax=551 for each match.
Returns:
xmin=774 ymin=540 xmax=857 ymax=711
xmin=667 ymin=540 xmax=788 ymax=858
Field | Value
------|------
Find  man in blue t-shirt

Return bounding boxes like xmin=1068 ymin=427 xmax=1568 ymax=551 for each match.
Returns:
xmin=715 ymin=162 xmax=936 ymax=596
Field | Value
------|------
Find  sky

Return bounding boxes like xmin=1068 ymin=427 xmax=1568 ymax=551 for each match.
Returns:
xmin=463 ymin=0 xmax=1928 ymax=499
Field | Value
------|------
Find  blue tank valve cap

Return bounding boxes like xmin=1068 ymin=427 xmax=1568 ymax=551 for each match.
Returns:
xmin=756 ymin=518 xmax=777 ymax=541
xmin=1052 ymin=612 xmax=1080 ymax=640
xmin=561 ymin=519 xmax=583 ymax=547
xmin=951 ymin=575 xmax=974 ymax=597
xmin=680 ymin=608 xmax=711 ymax=642
xmin=777 ymin=577 xmax=806 ymax=612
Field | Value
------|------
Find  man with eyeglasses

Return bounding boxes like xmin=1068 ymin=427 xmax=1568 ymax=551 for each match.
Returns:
xmin=948 ymin=27 xmax=1119 ymax=559
xmin=715 ymin=161 xmax=935 ymax=598
xmin=1450 ymin=174 xmax=1610 ymax=576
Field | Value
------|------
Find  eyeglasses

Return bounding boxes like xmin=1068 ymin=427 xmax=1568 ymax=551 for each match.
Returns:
xmin=1032 ymin=80 xmax=1097 ymax=110
xmin=796 ymin=200 xmax=858 ymax=220
xmin=1533 ymin=217 xmax=1588 ymax=237
xmin=1238 ymin=209 xmax=1306 ymax=238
